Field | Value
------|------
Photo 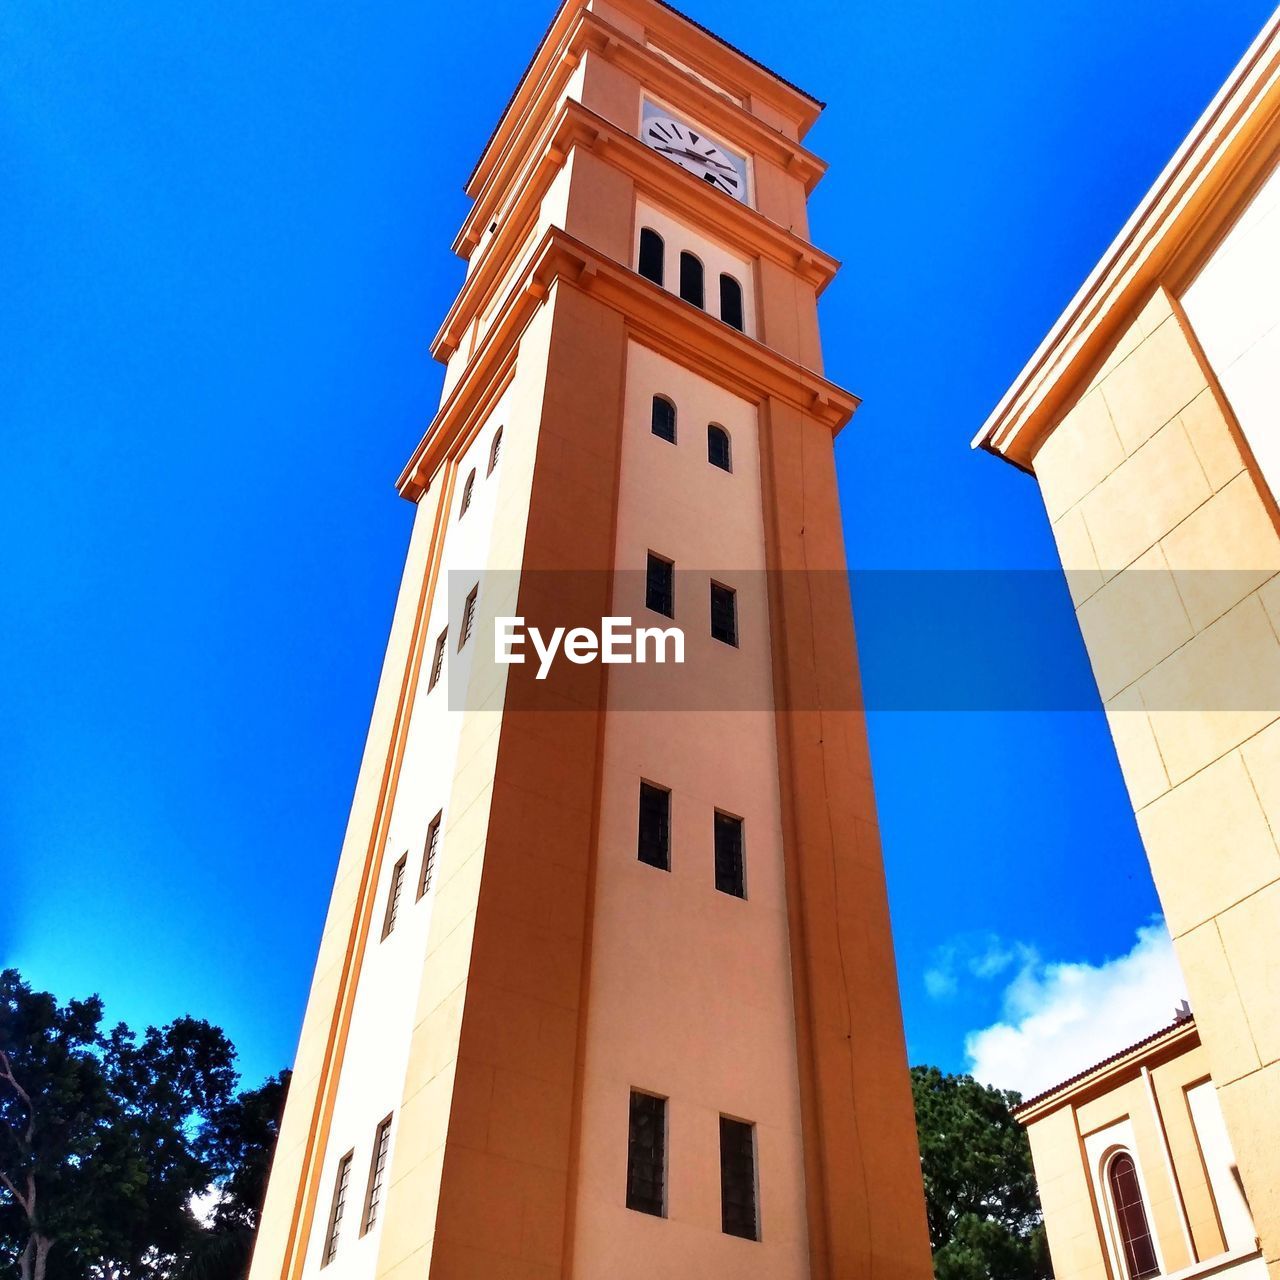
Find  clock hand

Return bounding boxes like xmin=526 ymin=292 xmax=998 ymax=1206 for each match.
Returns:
xmin=657 ymin=145 xmax=722 ymax=166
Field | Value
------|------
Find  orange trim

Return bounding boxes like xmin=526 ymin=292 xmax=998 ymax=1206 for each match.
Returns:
xmin=401 ymin=227 xmax=858 ymax=501
xmin=459 ymin=7 xmax=826 ymax=255
xmin=439 ymin=101 xmax=838 ymax=362
xmin=976 ymin=10 xmax=1280 ymax=467
xmin=465 ymin=0 xmax=822 ymax=207
xmin=1014 ymin=1017 xmax=1200 ymax=1124
xmin=273 ymin=419 xmax=496 ymax=1280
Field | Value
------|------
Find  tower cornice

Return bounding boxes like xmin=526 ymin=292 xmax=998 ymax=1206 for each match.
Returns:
xmin=467 ymin=1 xmax=823 ymax=213
xmin=458 ymin=6 xmax=827 ymax=263
xmin=400 ymin=227 xmax=858 ymax=500
xmin=436 ymin=100 xmax=839 ymax=364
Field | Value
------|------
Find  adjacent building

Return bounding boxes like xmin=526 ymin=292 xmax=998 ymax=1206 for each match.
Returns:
xmin=977 ymin=10 xmax=1280 ymax=1279
xmin=249 ymin=2 xmax=933 ymax=1278
xmin=1017 ymin=1015 xmax=1263 ymax=1280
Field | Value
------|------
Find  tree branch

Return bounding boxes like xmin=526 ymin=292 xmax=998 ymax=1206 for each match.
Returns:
xmin=0 ymin=1048 xmax=36 ymax=1146
xmin=0 ymin=1166 xmax=34 ymax=1218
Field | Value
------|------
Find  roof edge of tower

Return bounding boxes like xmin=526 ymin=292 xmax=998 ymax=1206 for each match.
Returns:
xmin=465 ymin=0 xmax=825 ymax=199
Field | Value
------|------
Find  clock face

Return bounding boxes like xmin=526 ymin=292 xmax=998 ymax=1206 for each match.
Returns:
xmin=642 ymin=109 xmax=748 ymax=202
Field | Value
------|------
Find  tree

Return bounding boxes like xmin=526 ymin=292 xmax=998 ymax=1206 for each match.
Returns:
xmin=179 ymin=1072 xmax=291 ymax=1280
xmin=0 ymin=969 xmax=240 ymax=1280
xmin=911 ymin=1065 xmax=1052 ymax=1280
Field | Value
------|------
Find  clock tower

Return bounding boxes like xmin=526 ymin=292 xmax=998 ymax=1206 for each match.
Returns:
xmin=249 ymin=3 xmax=932 ymax=1279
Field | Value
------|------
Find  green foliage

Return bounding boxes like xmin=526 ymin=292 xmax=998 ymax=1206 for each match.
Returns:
xmin=178 ymin=1072 xmax=291 ymax=1280
xmin=911 ymin=1065 xmax=1051 ymax=1280
xmin=0 ymin=969 xmax=286 ymax=1280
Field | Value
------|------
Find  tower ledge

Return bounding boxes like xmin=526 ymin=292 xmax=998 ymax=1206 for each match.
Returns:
xmin=400 ymin=226 xmax=859 ymax=500
xmin=457 ymin=3 xmax=828 ymax=264
xmin=436 ymin=99 xmax=840 ymax=365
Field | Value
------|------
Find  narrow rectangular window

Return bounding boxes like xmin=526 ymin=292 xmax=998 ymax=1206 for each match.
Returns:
xmin=381 ymin=854 xmax=407 ymax=940
xmin=637 ymin=782 xmax=670 ymax=871
xmin=710 ymin=581 xmax=738 ymax=646
xmin=714 ymin=812 xmax=745 ymax=898
xmin=321 ymin=1150 xmax=353 ymax=1266
xmin=428 ymin=629 xmax=447 ymax=691
xmin=646 ymin=553 xmax=674 ymax=618
xmin=720 ymin=1116 xmax=758 ymax=1240
xmin=360 ymin=1115 xmax=393 ymax=1236
xmin=626 ymin=1090 xmax=666 ymax=1217
xmin=458 ymin=585 xmax=478 ymax=649
xmin=418 ymin=811 xmax=442 ymax=899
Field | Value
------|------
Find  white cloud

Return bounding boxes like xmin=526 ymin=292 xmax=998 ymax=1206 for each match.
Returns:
xmin=923 ymin=933 xmax=1032 ymax=1001
xmin=964 ymin=920 xmax=1188 ymax=1099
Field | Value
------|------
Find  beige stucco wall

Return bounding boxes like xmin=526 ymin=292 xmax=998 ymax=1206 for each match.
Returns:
xmin=254 ymin=5 xmax=933 ymax=1277
xmin=568 ymin=341 xmax=809 ymax=1276
xmin=1030 ymin=281 xmax=1280 ymax=1277
xmin=1024 ymin=1032 xmax=1261 ymax=1280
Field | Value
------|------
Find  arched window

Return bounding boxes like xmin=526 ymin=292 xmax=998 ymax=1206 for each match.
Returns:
xmin=1107 ymin=1153 xmax=1159 ymax=1280
xmin=459 ymin=468 xmax=476 ymax=517
xmin=487 ymin=427 xmax=503 ymax=476
xmin=719 ymin=274 xmax=744 ymax=331
xmin=707 ymin=424 xmax=731 ymax=472
xmin=679 ymin=252 xmax=705 ymax=309
xmin=651 ymin=395 xmax=677 ymax=443
xmin=638 ymin=228 xmax=664 ymax=286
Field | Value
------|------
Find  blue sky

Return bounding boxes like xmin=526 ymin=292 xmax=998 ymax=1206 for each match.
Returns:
xmin=3 ymin=0 xmax=1272 ymax=1094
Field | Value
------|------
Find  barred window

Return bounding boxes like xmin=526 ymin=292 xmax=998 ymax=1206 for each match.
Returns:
xmin=714 ymin=812 xmax=745 ymax=898
xmin=459 ymin=585 xmax=478 ymax=649
xmin=1107 ymin=1153 xmax=1159 ymax=1280
xmin=710 ymin=581 xmax=738 ymax=646
xmin=459 ymin=468 xmax=476 ymax=517
xmin=638 ymin=227 xmax=665 ymax=286
xmin=707 ymin=424 xmax=731 ymax=472
xmin=428 ymin=629 xmax=447 ymax=692
xmin=651 ymin=394 xmax=677 ymax=443
xmin=626 ymin=1090 xmax=667 ymax=1218
xmin=646 ymin=553 xmax=674 ymax=618
xmin=720 ymin=1117 xmax=758 ymax=1240
xmin=637 ymin=781 xmax=671 ymax=871
xmin=418 ymin=811 xmax=442 ymax=899
xmin=320 ymin=1151 xmax=353 ymax=1266
xmin=381 ymin=854 xmax=408 ymax=940
xmin=719 ymin=274 xmax=744 ymax=331
xmin=360 ymin=1116 xmax=393 ymax=1235
xmin=487 ymin=427 xmax=503 ymax=475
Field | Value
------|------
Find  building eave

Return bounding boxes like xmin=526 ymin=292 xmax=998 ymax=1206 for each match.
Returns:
xmin=1012 ymin=1016 xmax=1198 ymax=1125
xmin=974 ymin=7 xmax=1280 ymax=471
xmin=435 ymin=100 xmax=840 ymax=363
xmin=399 ymin=227 xmax=858 ymax=501
xmin=463 ymin=3 xmax=827 ymax=226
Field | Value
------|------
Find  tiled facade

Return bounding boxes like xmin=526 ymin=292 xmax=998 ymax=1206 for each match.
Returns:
xmin=1018 ymin=1019 xmax=1262 ymax=1280
xmin=978 ymin=14 xmax=1280 ymax=1278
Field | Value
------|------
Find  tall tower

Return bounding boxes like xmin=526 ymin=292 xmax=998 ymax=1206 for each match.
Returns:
xmin=250 ymin=3 xmax=932 ymax=1279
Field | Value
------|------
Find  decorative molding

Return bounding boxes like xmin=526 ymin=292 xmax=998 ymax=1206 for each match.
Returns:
xmin=460 ymin=6 xmax=826 ymax=259
xmin=400 ymin=227 xmax=858 ymax=500
xmin=1013 ymin=1017 xmax=1199 ymax=1125
xmin=974 ymin=9 xmax=1280 ymax=469
xmin=436 ymin=99 xmax=840 ymax=362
